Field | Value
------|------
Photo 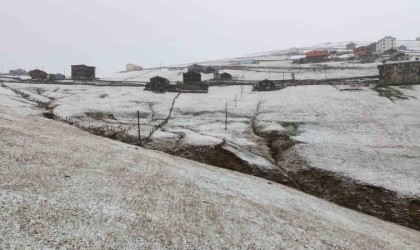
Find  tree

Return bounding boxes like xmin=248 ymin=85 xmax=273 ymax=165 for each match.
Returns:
xmin=367 ymin=43 xmax=376 ymax=52
xmin=346 ymin=43 xmax=356 ymax=50
xmin=384 ymin=48 xmax=397 ymax=55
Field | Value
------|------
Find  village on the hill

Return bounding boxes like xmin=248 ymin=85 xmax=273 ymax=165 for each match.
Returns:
xmin=2 ymin=36 xmax=420 ymax=93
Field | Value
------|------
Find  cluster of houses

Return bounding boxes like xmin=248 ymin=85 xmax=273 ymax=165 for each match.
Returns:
xmin=16 ymin=34 xmax=420 ymax=89
xmin=145 ymin=64 xmax=234 ymax=93
xmin=8 ymin=68 xmax=28 ymax=76
xmin=288 ymin=35 xmax=420 ymax=86
xmin=292 ymin=36 xmax=414 ymax=65
xmin=145 ymin=66 xmax=287 ymax=92
xmin=145 ymin=70 xmax=209 ymax=93
xmin=27 ymin=64 xmax=96 ymax=81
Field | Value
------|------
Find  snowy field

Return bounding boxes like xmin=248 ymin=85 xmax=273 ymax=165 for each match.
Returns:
xmin=5 ymin=82 xmax=420 ymax=198
xmin=1 ymin=87 xmax=420 ymax=248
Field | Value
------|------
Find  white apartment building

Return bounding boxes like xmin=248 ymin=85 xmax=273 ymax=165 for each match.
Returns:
xmin=376 ymin=36 xmax=396 ymax=54
xmin=126 ymin=64 xmax=143 ymax=72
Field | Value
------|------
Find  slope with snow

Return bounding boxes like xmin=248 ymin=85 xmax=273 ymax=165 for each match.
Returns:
xmin=5 ymin=82 xmax=420 ymax=199
xmin=1 ymin=87 xmax=420 ymax=249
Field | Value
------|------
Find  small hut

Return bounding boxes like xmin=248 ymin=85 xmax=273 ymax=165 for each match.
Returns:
xmin=145 ymin=76 xmax=170 ymax=92
xmin=29 ymin=69 xmax=48 ymax=80
xmin=253 ymin=79 xmax=277 ymax=91
xmin=183 ymin=71 xmax=201 ymax=84
xmin=221 ymin=72 xmax=232 ymax=81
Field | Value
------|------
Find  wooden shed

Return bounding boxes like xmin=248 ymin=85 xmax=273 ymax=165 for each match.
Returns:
xmin=354 ymin=46 xmax=372 ymax=57
xmin=71 ymin=65 xmax=96 ymax=80
xmin=253 ymin=79 xmax=277 ymax=91
xmin=29 ymin=69 xmax=48 ymax=80
xmin=221 ymin=72 xmax=232 ymax=81
xmin=145 ymin=76 xmax=170 ymax=92
xmin=183 ymin=71 xmax=201 ymax=84
xmin=305 ymin=50 xmax=328 ymax=62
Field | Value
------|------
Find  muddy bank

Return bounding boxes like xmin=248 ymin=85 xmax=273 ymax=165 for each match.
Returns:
xmin=257 ymin=129 xmax=420 ymax=231
xmin=173 ymin=142 xmax=291 ymax=185
xmin=78 ymin=120 xmax=419 ymax=230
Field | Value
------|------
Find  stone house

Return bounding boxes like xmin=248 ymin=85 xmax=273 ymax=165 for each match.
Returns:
xmin=378 ymin=61 xmax=420 ymax=85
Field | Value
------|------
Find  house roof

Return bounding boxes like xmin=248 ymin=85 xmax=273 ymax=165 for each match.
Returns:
xmin=288 ymin=55 xmax=306 ymax=60
xmin=377 ymin=36 xmax=396 ymax=42
xmin=71 ymin=64 xmax=96 ymax=68
xmin=29 ymin=69 xmax=47 ymax=74
xmin=184 ymin=71 xmax=201 ymax=75
xmin=378 ymin=60 xmax=420 ymax=67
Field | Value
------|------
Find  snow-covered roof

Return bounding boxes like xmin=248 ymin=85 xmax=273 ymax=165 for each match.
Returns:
xmin=288 ymin=55 xmax=306 ymax=60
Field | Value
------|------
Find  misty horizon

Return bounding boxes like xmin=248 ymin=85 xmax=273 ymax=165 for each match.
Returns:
xmin=1 ymin=0 xmax=419 ymax=74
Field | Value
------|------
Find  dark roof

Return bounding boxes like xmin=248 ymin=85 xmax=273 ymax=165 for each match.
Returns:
xmin=29 ymin=69 xmax=47 ymax=74
xmin=184 ymin=71 xmax=201 ymax=75
xmin=259 ymin=79 xmax=274 ymax=83
xmin=71 ymin=64 xmax=96 ymax=68
xmin=151 ymin=76 xmax=169 ymax=81
xmin=378 ymin=60 xmax=420 ymax=67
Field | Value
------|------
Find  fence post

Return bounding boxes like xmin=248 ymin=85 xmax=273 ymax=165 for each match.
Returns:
xmin=225 ymin=102 xmax=227 ymax=130
xmin=137 ymin=110 xmax=141 ymax=145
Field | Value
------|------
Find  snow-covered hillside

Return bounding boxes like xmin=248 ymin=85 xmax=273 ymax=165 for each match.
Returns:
xmin=1 ymin=87 xmax=420 ymax=249
xmin=6 ymin=82 xmax=420 ymax=198
xmin=100 ymin=40 xmax=420 ymax=83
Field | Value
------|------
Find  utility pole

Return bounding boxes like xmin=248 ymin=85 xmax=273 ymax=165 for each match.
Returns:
xmin=324 ymin=65 xmax=328 ymax=83
xmin=268 ymin=66 xmax=271 ymax=79
xmin=137 ymin=110 xmax=141 ymax=145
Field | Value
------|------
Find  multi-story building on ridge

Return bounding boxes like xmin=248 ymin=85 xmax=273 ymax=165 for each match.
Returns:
xmin=376 ymin=36 xmax=396 ymax=54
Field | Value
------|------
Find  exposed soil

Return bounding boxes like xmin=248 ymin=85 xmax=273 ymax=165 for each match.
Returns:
xmin=373 ymin=86 xmax=417 ymax=102
xmin=82 ymin=120 xmax=419 ymax=230
xmin=255 ymin=126 xmax=420 ymax=231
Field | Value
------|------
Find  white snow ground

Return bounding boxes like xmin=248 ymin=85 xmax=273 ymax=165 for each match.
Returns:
xmin=1 ymin=86 xmax=420 ymax=249
xmin=5 ymin=82 xmax=420 ymax=198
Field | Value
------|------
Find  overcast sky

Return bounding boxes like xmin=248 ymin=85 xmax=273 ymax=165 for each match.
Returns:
xmin=1 ymin=0 xmax=419 ymax=74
